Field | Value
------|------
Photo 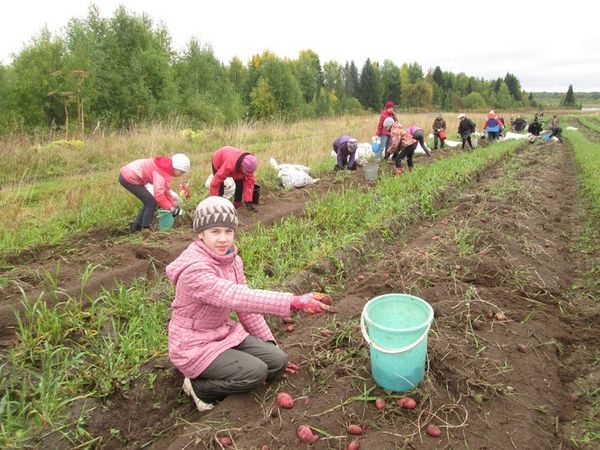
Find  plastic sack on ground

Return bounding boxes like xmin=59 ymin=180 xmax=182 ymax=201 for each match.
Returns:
xmin=355 ymin=143 xmax=375 ymax=166
xmin=414 ymin=143 xmax=427 ymax=154
xmin=270 ymin=157 xmax=318 ymax=188
xmin=204 ymin=175 xmax=235 ymax=199
xmin=444 ymin=140 xmax=461 ymax=148
xmin=566 ymin=126 xmax=578 ymax=131
xmin=503 ymin=132 xmax=529 ymax=140
xmin=145 ymin=184 xmax=182 ymax=206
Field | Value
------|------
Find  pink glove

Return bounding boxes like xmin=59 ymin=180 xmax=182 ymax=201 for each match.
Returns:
xmin=291 ymin=292 xmax=332 ymax=314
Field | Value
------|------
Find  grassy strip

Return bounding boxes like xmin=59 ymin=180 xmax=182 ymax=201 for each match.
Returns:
xmin=0 ymin=276 xmax=171 ymax=448
xmin=0 ymin=140 xmax=521 ymax=447
xmin=565 ymin=128 xmax=600 ymax=447
xmin=241 ymin=140 xmax=521 ymax=287
xmin=566 ymin=130 xmax=600 ymax=215
xmin=576 ymin=116 xmax=600 ymax=134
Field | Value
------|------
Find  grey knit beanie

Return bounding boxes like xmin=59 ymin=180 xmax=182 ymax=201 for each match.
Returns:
xmin=193 ymin=196 xmax=239 ymax=232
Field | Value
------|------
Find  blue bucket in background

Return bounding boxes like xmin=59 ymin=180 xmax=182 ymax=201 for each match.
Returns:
xmin=371 ymin=142 xmax=381 ymax=154
xmin=361 ymin=294 xmax=434 ymax=392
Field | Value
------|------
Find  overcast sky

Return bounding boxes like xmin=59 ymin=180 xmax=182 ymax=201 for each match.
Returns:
xmin=1 ymin=0 xmax=598 ymax=92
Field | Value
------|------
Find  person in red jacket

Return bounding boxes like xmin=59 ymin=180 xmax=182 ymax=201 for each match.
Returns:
xmin=376 ymin=101 xmax=398 ymax=160
xmin=209 ymin=146 xmax=259 ymax=212
xmin=119 ymin=153 xmax=191 ymax=233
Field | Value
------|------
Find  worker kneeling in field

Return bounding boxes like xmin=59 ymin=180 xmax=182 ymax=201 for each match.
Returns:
xmin=119 ymin=153 xmax=190 ymax=233
xmin=333 ymin=135 xmax=358 ymax=171
xmin=210 ymin=146 xmax=259 ymax=213
xmin=166 ymin=196 xmax=332 ymax=411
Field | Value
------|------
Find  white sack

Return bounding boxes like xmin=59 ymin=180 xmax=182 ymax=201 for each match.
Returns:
xmin=354 ymin=143 xmax=375 ymax=166
xmin=204 ymin=174 xmax=236 ymax=199
xmin=145 ymin=184 xmax=182 ymax=206
xmin=566 ymin=126 xmax=578 ymax=131
xmin=444 ymin=140 xmax=461 ymax=148
xmin=503 ymin=131 xmax=529 ymax=140
xmin=270 ymin=157 xmax=318 ymax=188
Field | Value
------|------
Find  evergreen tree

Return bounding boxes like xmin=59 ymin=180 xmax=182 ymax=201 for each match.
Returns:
xmin=561 ymin=84 xmax=577 ymax=107
xmin=380 ymin=60 xmax=401 ymax=106
xmin=342 ymin=61 xmax=359 ymax=98
xmin=504 ymin=72 xmax=522 ymax=101
xmin=432 ymin=66 xmax=444 ymax=89
xmin=358 ymin=59 xmax=380 ymax=110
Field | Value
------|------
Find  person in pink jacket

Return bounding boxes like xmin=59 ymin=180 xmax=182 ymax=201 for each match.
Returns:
xmin=167 ymin=196 xmax=332 ymax=411
xmin=119 ymin=153 xmax=191 ymax=233
xmin=210 ymin=146 xmax=259 ymax=212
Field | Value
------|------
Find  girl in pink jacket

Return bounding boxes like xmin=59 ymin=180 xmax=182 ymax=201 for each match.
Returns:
xmin=167 ymin=196 xmax=331 ymax=411
xmin=119 ymin=153 xmax=190 ymax=233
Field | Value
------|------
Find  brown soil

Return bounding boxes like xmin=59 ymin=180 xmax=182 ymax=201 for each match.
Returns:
xmin=9 ymin=142 xmax=600 ymax=449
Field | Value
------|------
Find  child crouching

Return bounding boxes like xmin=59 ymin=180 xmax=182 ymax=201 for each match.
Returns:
xmin=166 ymin=196 xmax=331 ymax=411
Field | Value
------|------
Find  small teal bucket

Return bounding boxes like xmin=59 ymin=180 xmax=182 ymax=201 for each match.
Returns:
xmin=360 ymin=294 xmax=434 ymax=392
xmin=371 ymin=142 xmax=381 ymax=153
xmin=157 ymin=209 xmax=174 ymax=230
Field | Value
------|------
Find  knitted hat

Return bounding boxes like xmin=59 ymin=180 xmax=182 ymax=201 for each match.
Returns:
xmin=193 ymin=196 xmax=239 ymax=233
xmin=347 ymin=138 xmax=358 ymax=152
xmin=385 ymin=101 xmax=394 ymax=109
xmin=383 ymin=117 xmax=395 ymax=129
xmin=458 ymin=113 xmax=466 ymax=119
xmin=240 ymin=154 xmax=258 ymax=173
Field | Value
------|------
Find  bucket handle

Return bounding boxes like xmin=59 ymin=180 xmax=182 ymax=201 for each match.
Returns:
xmin=360 ymin=311 xmax=431 ymax=354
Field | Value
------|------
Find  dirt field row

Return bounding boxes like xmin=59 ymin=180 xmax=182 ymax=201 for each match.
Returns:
xmin=34 ymin=138 xmax=598 ymax=449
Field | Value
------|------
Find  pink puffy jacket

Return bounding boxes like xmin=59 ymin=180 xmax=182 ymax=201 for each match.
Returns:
xmin=166 ymin=240 xmax=293 ymax=378
xmin=120 ymin=157 xmax=175 ymax=209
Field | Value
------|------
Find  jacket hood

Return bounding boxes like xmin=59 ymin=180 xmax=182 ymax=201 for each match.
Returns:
xmin=166 ymin=240 xmax=237 ymax=285
xmin=154 ymin=156 xmax=174 ymax=175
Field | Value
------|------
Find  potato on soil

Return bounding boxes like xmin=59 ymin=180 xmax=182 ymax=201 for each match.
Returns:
xmin=375 ymin=398 xmax=385 ymax=410
xmin=286 ymin=325 xmax=295 ymax=332
xmin=397 ymin=397 xmax=417 ymax=409
xmin=347 ymin=424 xmax=364 ymax=435
xmin=297 ymin=425 xmax=319 ymax=444
xmin=346 ymin=439 xmax=361 ymax=450
xmin=282 ymin=316 xmax=295 ymax=324
xmin=426 ymin=424 xmax=442 ymax=437
xmin=218 ymin=436 xmax=233 ymax=446
xmin=276 ymin=392 xmax=294 ymax=409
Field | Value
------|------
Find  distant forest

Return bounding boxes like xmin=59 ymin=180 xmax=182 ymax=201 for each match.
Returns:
xmin=0 ymin=5 xmax=588 ymax=134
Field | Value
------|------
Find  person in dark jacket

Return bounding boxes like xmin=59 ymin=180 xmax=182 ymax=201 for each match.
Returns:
xmin=375 ymin=101 xmax=398 ymax=158
xmin=457 ymin=113 xmax=476 ymax=149
xmin=333 ymin=135 xmax=358 ymax=170
xmin=432 ymin=114 xmax=447 ymax=149
xmin=210 ymin=146 xmax=259 ymax=212
xmin=513 ymin=115 xmax=527 ymax=132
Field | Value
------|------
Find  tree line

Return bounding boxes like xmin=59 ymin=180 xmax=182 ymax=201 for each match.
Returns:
xmin=0 ymin=6 xmax=537 ymax=135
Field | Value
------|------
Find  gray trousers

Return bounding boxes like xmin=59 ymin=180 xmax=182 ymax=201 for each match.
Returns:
xmin=190 ymin=335 xmax=288 ymax=403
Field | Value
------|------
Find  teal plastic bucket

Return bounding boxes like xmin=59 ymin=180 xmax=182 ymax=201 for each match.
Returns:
xmin=371 ymin=142 xmax=381 ymax=153
xmin=157 ymin=209 xmax=174 ymax=230
xmin=361 ymin=294 xmax=434 ymax=392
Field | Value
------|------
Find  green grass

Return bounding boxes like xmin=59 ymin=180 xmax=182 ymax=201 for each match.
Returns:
xmin=566 ymin=129 xmax=600 ymax=215
xmin=0 ymin=138 xmax=524 ymax=447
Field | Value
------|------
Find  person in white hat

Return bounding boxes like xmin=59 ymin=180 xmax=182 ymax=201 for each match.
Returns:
xmin=332 ymin=135 xmax=359 ymax=170
xmin=119 ymin=152 xmax=191 ymax=232
xmin=166 ymin=196 xmax=333 ymax=411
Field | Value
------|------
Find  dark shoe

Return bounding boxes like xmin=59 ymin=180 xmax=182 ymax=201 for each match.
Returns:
xmin=129 ymin=222 xmax=142 ymax=234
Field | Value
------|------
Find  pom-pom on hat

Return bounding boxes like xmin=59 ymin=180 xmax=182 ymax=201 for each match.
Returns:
xmin=240 ymin=154 xmax=258 ymax=173
xmin=193 ymin=196 xmax=239 ymax=233
xmin=385 ymin=101 xmax=394 ymax=109
xmin=457 ymin=113 xmax=466 ymax=119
